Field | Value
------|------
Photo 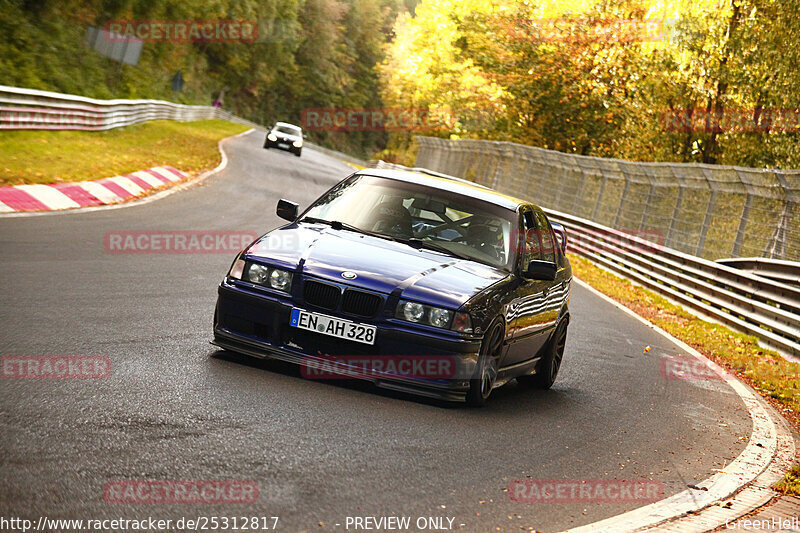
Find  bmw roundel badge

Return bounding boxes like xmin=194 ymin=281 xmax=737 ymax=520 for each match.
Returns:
xmin=341 ymin=271 xmax=357 ymax=280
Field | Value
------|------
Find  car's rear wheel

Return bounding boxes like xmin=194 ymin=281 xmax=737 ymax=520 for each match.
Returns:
xmin=518 ymin=319 xmax=568 ymax=390
xmin=466 ymin=320 xmax=504 ymax=407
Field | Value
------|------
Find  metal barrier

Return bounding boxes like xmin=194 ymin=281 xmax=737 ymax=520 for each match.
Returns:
xmin=370 ymin=160 xmax=800 ymax=359
xmin=0 ymin=85 xmax=368 ymax=167
xmin=0 ymin=85 xmax=262 ymax=131
xmin=549 ymin=210 xmax=800 ymax=359
xmin=717 ymin=257 xmax=800 ymax=287
xmin=413 ymin=136 xmax=800 ymax=263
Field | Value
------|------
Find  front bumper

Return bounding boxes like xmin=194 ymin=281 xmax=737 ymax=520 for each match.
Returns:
xmin=212 ymin=281 xmax=482 ymax=402
xmin=264 ymin=137 xmax=300 ymax=152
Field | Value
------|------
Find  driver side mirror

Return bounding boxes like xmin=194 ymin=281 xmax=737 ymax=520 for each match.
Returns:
xmin=523 ymin=260 xmax=556 ymax=281
xmin=277 ymin=199 xmax=299 ymax=221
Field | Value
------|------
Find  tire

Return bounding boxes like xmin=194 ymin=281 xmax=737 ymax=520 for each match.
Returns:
xmin=294 ymin=148 xmax=302 ymax=157
xmin=466 ymin=320 xmax=504 ymax=407
xmin=518 ymin=319 xmax=568 ymax=390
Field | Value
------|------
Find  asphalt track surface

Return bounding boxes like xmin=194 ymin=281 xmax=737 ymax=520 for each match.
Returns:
xmin=0 ymin=131 xmax=754 ymax=532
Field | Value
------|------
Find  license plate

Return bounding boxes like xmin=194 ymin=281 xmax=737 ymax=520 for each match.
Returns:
xmin=290 ymin=308 xmax=376 ymax=345
xmin=278 ymin=143 xmax=290 ymax=149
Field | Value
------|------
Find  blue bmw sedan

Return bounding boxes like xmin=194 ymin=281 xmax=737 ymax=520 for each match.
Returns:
xmin=212 ymin=168 xmax=571 ymax=405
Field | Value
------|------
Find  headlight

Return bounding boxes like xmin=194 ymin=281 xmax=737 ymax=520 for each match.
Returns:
xmin=268 ymin=133 xmax=277 ymax=141
xmin=396 ymin=300 xmax=463 ymax=330
xmin=238 ymin=262 xmax=293 ymax=293
xmin=246 ymin=263 xmax=270 ymax=285
xmin=403 ymin=302 xmax=425 ymax=322
xmin=269 ymin=268 xmax=292 ymax=291
xmin=293 ymin=139 xmax=303 ymax=147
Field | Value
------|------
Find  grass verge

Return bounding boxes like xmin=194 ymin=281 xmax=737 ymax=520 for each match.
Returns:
xmin=0 ymin=120 xmax=250 ymax=186
xmin=775 ymin=464 xmax=800 ymax=496
xmin=568 ymin=253 xmax=800 ymax=495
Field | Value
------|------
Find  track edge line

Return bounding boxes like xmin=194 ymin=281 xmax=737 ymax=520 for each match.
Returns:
xmin=561 ymin=277 xmax=796 ymax=533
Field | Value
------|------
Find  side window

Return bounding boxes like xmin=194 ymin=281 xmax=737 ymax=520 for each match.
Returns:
xmin=522 ymin=210 xmax=542 ymax=265
xmin=535 ymin=211 xmax=556 ymax=263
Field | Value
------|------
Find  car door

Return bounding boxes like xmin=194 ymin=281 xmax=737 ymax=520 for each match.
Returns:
xmin=502 ymin=207 xmax=556 ymax=366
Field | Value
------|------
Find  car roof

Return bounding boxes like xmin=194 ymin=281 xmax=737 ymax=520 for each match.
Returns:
xmin=354 ymin=168 xmax=528 ymax=211
xmin=275 ymin=122 xmax=301 ymax=130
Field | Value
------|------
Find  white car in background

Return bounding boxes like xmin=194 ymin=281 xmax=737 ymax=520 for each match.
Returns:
xmin=264 ymin=122 xmax=303 ymax=157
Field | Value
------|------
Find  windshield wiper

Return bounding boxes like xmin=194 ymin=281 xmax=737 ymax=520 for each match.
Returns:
xmin=301 ymin=217 xmax=398 ymax=242
xmin=302 ymin=218 xmax=471 ymax=260
xmin=405 ymin=238 xmax=473 ymax=261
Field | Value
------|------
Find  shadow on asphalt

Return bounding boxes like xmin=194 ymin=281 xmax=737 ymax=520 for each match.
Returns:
xmin=208 ymin=348 xmax=578 ymax=412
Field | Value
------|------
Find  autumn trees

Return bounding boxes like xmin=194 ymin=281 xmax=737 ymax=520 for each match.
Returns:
xmin=380 ymin=0 xmax=800 ymax=168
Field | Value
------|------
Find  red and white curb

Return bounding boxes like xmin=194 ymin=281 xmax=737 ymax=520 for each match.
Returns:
xmin=0 ymin=166 xmax=189 ymax=213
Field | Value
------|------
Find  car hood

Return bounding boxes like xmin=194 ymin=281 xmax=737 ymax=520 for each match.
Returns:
xmin=244 ymin=222 xmax=509 ymax=309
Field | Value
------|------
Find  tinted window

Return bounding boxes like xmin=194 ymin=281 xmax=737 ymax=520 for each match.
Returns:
xmin=535 ymin=210 xmax=556 ymax=263
xmin=276 ymin=125 xmax=301 ymax=135
xmin=522 ymin=209 xmax=542 ymax=265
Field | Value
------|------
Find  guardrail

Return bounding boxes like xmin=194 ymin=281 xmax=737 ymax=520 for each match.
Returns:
xmin=413 ymin=136 xmax=800 ymax=263
xmin=0 ymin=85 xmax=262 ymax=131
xmin=0 ymin=85 xmax=369 ymax=166
xmin=716 ymin=257 xmax=800 ymax=287
xmin=548 ymin=210 xmax=800 ymax=360
xmin=370 ymin=160 xmax=800 ymax=360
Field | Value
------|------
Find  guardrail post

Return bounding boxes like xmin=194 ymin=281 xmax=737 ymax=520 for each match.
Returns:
xmin=696 ymin=168 xmax=719 ymax=258
xmin=766 ymin=169 xmax=795 ymax=259
xmin=552 ymin=154 xmax=571 ymax=211
xmin=591 ymin=169 xmax=608 ymax=221
xmin=442 ymin=138 xmax=457 ymax=174
xmin=430 ymin=138 xmax=445 ymax=172
xmin=413 ymin=136 xmax=428 ymax=168
xmin=454 ymin=141 xmax=470 ymax=178
xmin=471 ymin=142 xmax=489 ymax=185
xmin=492 ymin=142 xmax=524 ymax=194
xmin=732 ymin=168 xmax=755 ymax=258
xmin=666 ymin=166 xmax=687 ymax=250
xmin=570 ymin=159 xmax=589 ymax=215
xmin=613 ymin=165 xmax=633 ymax=229
xmin=639 ymin=166 xmax=658 ymax=230
xmin=462 ymin=140 xmax=481 ymax=181
xmin=517 ymin=151 xmax=537 ymax=200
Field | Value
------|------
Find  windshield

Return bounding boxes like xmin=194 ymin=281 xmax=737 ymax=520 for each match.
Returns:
xmin=301 ymin=175 xmax=516 ymax=269
xmin=275 ymin=125 xmax=301 ymax=136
